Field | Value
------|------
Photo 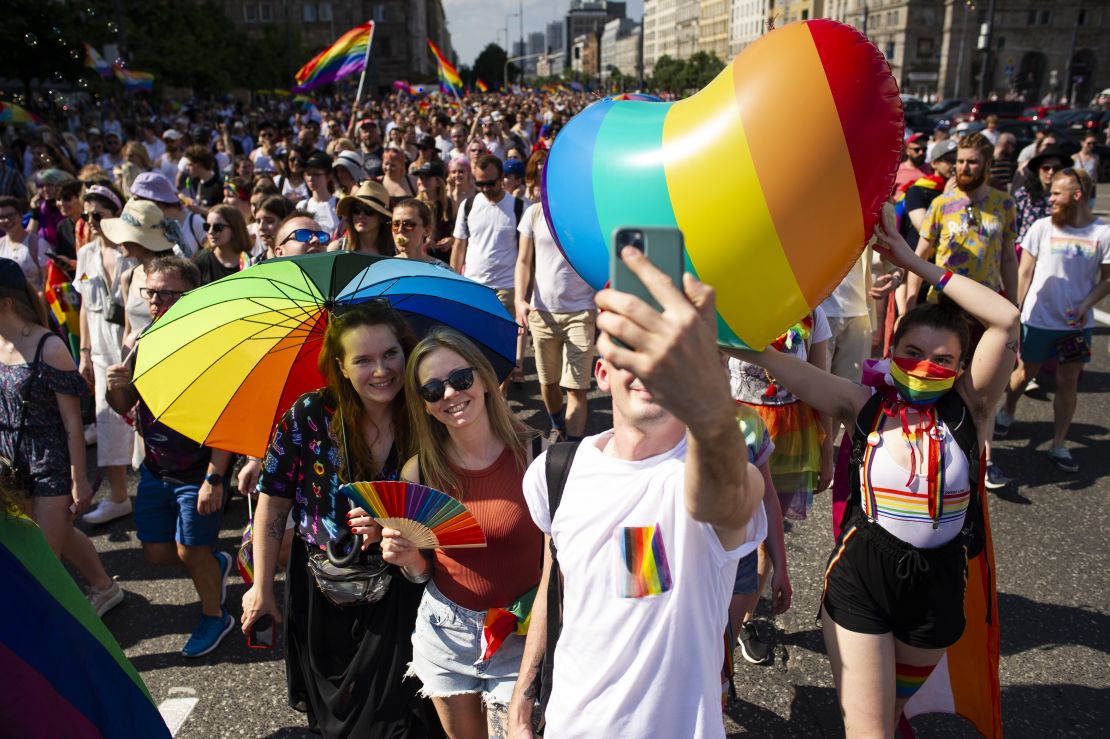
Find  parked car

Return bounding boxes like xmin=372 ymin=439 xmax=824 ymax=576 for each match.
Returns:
xmin=1020 ymin=105 xmax=1068 ymax=121
xmin=1045 ymin=108 xmax=1110 ymax=134
xmin=929 ymin=98 xmax=966 ymax=117
xmin=900 ymin=95 xmax=932 ymax=116
xmin=950 ymin=100 xmax=1027 ymax=123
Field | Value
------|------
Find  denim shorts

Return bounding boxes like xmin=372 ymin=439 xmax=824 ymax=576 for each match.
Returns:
xmin=733 ymin=548 xmax=759 ymax=595
xmin=134 ymin=466 xmax=222 ymax=547
xmin=408 ymin=579 xmax=525 ymax=706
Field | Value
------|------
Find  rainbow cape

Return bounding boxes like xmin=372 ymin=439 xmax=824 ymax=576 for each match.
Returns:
xmin=479 ymin=586 xmax=536 ymax=662
xmin=83 ymin=43 xmax=113 ymax=79
xmin=294 ymin=21 xmax=375 ymax=93
xmin=0 ymin=510 xmax=170 ymax=738
xmin=113 ymin=65 xmax=154 ymax=92
xmin=45 ymin=259 xmax=81 ymax=361
xmin=427 ymin=39 xmax=462 ymax=91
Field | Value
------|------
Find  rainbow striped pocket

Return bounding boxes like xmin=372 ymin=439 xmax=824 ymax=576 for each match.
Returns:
xmin=615 ymin=525 xmax=673 ymax=598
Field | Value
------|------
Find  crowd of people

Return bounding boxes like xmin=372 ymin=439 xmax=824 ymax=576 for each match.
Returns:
xmin=0 ymin=81 xmax=1107 ymax=739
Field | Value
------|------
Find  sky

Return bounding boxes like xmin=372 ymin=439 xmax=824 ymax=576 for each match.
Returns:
xmin=443 ymin=0 xmax=644 ymax=67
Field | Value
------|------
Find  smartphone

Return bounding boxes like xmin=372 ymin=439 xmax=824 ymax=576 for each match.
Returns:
xmin=610 ymin=226 xmax=686 ymax=314
xmin=248 ymin=615 xmax=275 ymax=649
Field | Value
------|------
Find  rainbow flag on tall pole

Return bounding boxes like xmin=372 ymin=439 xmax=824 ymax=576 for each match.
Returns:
xmin=83 ymin=43 xmax=113 ymax=79
xmin=0 ymin=509 xmax=171 ymax=738
xmin=294 ymin=21 xmax=375 ymax=93
xmin=427 ymin=38 xmax=463 ymax=100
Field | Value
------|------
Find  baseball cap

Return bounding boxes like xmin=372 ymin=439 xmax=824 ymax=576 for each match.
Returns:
xmin=930 ymin=139 xmax=958 ymax=163
xmin=162 ymin=128 xmax=185 ymax=141
xmin=906 ymin=132 xmax=928 ymax=146
xmin=503 ymin=159 xmax=525 ymax=177
xmin=413 ymin=160 xmax=446 ymax=179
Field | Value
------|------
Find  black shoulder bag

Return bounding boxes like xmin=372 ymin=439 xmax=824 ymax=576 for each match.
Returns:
xmin=0 ymin=334 xmax=52 ymax=493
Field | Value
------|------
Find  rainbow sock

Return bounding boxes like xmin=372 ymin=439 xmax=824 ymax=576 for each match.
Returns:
xmin=895 ymin=662 xmax=936 ymax=699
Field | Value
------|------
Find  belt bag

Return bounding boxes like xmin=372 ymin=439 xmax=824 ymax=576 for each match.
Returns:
xmin=305 ymin=547 xmax=391 ymax=607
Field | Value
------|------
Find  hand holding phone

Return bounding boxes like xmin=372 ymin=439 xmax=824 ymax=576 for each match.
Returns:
xmin=610 ymin=227 xmax=686 ymax=316
xmin=248 ymin=614 xmax=275 ymax=649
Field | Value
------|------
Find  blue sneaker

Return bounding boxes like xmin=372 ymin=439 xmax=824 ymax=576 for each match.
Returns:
xmin=214 ymin=550 xmax=232 ymax=606
xmin=182 ymin=610 xmax=235 ymax=658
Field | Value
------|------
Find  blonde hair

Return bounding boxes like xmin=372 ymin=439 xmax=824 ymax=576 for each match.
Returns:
xmin=123 ymin=141 xmax=153 ymax=170
xmin=405 ymin=328 xmax=532 ymax=498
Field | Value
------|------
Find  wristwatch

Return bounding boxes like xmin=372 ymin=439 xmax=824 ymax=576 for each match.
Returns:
xmin=205 ymin=472 xmax=224 ymax=486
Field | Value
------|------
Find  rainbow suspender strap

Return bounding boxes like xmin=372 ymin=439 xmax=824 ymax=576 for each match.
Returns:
xmin=862 ymin=403 xmax=947 ymax=527
xmin=860 ymin=410 xmax=885 ymax=521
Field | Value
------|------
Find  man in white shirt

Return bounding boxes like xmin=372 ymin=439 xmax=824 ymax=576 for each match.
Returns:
xmin=155 ymin=129 xmax=186 ymax=187
xmin=137 ymin=123 xmax=166 ymax=163
xmin=451 ymin=154 xmax=523 ymax=307
xmin=509 ymin=251 xmax=766 ymax=738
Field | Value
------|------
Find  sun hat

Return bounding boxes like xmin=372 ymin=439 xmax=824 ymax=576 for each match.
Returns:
xmin=129 ymin=171 xmax=180 ymax=204
xmin=1026 ymin=144 xmax=1080 ymax=176
xmin=100 ymin=199 xmax=176 ymax=252
xmin=336 ymin=180 xmax=392 ymax=220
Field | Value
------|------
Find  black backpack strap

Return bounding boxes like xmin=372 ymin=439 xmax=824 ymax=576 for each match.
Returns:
xmin=462 ymin=196 xmax=473 ymax=227
xmin=538 ymin=440 xmax=581 ymax=711
xmin=513 ymin=196 xmax=524 ymax=226
xmin=936 ymin=392 xmax=986 ymax=559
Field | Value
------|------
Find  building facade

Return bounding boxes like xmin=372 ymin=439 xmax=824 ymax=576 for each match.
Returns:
xmin=730 ymin=0 xmax=768 ymax=56
xmin=601 ymin=18 xmax=642 ymax=80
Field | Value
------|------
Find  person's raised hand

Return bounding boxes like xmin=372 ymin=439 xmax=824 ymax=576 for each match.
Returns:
xmin=594 ymin=247 xmax=731 ymax=431
xmin=872 ymin=202 xmax=918 ymax=271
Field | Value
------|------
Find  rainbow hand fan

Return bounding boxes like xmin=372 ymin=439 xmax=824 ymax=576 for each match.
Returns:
xmin=340 ymin=481 xmax=487 ymax=549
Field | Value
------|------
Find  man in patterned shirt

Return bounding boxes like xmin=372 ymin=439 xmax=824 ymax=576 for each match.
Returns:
xmin=906 ymin=132 xmax=1018 ymax=489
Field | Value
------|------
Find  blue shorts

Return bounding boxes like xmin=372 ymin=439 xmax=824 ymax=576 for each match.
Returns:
xmin=408 ymin=579 xmax=525 ymax=705
xmin=1020 ymin=324 xmax=1093 ymax=365
xmin=135 ymin=465 xmax=222 ymax=548
xmin=733 ymin=549 xmax=759 ymax=596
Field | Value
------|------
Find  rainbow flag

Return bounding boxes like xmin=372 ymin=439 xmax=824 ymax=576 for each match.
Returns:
xmin=83 ymin=42 xmax=113 ymax=79
xmin=44 ymin=259 xmax=81 ymax=361
xmin=393 ymin=80 xmax=415 ymax=95
xmin=427 ymin=38 xmax=462 ymax=91
xmin=113 ymin=65 xmax=154 ymax=92
xmin=294 ymin=21 xmax=375 ymax=93
xmin=476 ymin=79 xmax=489 ymax=93
xmin=479 ymin=586 xmax=536 ymax=661
xmin=0 ymin=510 xmax=170 ymax=738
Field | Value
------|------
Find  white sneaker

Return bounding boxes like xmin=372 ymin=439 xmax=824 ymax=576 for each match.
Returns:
xmin=84 ymin=423 xmax=97 ymax=446
xmin=83 ymin=498 xmax=133 ymax=525
xmin=87 ymin=579 xmax=124 ymax=617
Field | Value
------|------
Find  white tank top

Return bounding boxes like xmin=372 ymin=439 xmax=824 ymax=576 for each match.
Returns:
xmin=863 ymin=419 xmax=970 ymax=548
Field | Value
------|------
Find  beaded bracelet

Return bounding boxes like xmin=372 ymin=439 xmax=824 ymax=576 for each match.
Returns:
xmin=935 ymin=270 xmax=954 ymax=292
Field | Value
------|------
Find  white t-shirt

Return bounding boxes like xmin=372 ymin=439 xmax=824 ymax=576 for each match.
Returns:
xmin=820 ymin=251 xmax=871 ymax=319
xmin=297 ymin=196 xmax=339 ymax=235
xmin=518 ymin=203 xmax=595 ymax=313
xmin=156 ymin=153 xmax=181 ymax=186
xmin=728 ymin=306 xmax=831 ymax=404
xmin=453 ymin=192 xmax=520 ymax=290
xmin=142 ymin=138 xmax=166 ymax=163
xmin=1021 ymin=216 xmax=1110 ymax=330
xmin=523 ymin=432 xmax=766 ymax=739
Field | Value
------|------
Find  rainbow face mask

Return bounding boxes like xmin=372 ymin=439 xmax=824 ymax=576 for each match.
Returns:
xmin=889 ymin=357 xmax=958 ymax=407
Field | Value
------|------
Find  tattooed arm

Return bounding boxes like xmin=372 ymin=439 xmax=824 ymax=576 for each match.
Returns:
xmin=240 ymin=492 xmax=293 ymax=634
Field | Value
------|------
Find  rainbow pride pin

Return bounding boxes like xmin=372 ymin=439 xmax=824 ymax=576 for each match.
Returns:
xmin=542 ymin=20 xmax=904 ymax=349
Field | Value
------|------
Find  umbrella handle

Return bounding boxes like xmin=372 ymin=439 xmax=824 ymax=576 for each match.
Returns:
xmin=327 ymin=532 xmax=363 ymax=567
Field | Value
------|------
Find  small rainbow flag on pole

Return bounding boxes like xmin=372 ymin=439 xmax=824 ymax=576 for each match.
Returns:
xmin=0 ymin=509 xmax=171 ymax=738
xmin=476 ymin=79 xmax=489 ymax=93
xmin=294 ymin=21 xmax=375 ymax=93
xmin=427 ymin=39 xmax=462 ymax=92
xmin=113 ymin=65 xmax=154 ymax=92
xmin=44 ymin=259 xmax=81 ymax=361
xmin=83 ymin=42 xmax=113 ymax=79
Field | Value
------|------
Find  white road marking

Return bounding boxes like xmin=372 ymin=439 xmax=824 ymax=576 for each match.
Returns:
xmin=1094 ymin=308 xmax=1110 ymax=326
xmin=158 ymin=687 xmax=199 ymax=737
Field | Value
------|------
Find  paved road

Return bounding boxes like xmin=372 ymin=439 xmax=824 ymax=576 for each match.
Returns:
xmin=76 ymin=322 xmax=1109 ymax=738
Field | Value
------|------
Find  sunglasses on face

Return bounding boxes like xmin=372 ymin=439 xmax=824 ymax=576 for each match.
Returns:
xmin=419 ymin=366 xmax=475 ymax=403
xmin=0 ymin=211 xmax=19 ymax=222
xmin=203 ymin=222 xmax=227 ymax=234
xmin=474 ymin=179 xmax=499 ymax=189
xmin=1040 ymin=163 xmax=1063 ymax=173
xmin=139 ymin=287 xmax=185 ymax=301
xmin=351 ymin=205 xmax=379 ymax=218
xmin=81 ymin=211 xmax=104 ymax=224
xmin=391 ymin=219 xmax=418 ymax=233
xmin=280 ymin=228 xmax=331 ymax=246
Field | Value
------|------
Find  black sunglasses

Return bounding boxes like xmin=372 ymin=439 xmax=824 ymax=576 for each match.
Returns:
xmin=419 ymin=367 xmax=475 ymax=403
xmin=139 ymin=287 xmax=185 ymax=301
xmin=350 ymin=204 xmax=380 ymax=218
xmin=474 ymin=179 xmax=499 ymax=189
xmin=202 ymin=222 xmax=227 ymax=234
xmin=81 ymin=212 xmax=104 ymax=224
xmin=279 ymin=228 xmax=331 ymax=246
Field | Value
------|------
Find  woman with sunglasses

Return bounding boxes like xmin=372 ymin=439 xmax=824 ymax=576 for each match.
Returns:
xmin=241 ymin=301 xmax=444 ymax=738
xmin=276 ymin=145 xmax=310 ymax=205
xmin=376 ymin=328 xmax=542 ymax=739
xmin=73 ymin=184 xmax=135 ymax=526
xmin=192 ymin=204 xmax=251 ymax=285
xmin=1013 ymin=145 xmax=1070 ymax=247
xmin=334 ymin=181 xmax=395 ymax=256
xmin=390 ymin=199 xmax=449 ymax=268
xmin=414 ymin=162 xmax=455 ymax=262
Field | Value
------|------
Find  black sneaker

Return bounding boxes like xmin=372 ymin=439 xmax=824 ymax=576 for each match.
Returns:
xmin=737 ymin=621 xmax=772 ymax=665
xmin=984 ymin=462 xmax=1012 ymax=490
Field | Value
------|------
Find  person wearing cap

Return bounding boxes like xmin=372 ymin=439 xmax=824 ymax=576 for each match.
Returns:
xmin=415 ymin=160 xmax=455 ymax=261
xmin=925 ymin=121 xmax=951 ymax=162
xmin=130 ymin=171 xmax=205 ymax=259
xmin=894 ymin=132 xmax=932 ymax=191
xmin=294 ymin=151 xmax=339 ymax=235
xmin=104 ymin=254 xmax=237 ymax=657
xmin=332 ymin=150 xmax=366 ymax=199
xmin=73 ymin=183 xmax=134 ymax=526
xmin=96 ymin=131 xmax=125 ymax=174
xmin=155 ymin=129 xmax=187 ymax=186
xmin=334 ymin=181 xmax=394 ymax=255
xmin=355 ymin=118 xmax=385 ymax=178
xmin=502 ymin=158 xmax=527 ymax=202
xmin=1013 ymin=144 xmax=1071 ymax=246
xmin=901 ymin=138 xmax=958 ymax=251
xmin=408 ymin=135 xmax=441 ymax=176
xmin=0 ymin=256 xmax=123 ymax=616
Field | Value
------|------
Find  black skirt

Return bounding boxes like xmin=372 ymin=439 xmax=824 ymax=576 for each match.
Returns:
xmin=285 ymin=537 xmax=444 ymax=738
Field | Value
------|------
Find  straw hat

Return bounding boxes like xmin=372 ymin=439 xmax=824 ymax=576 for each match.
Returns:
xmin=100 ymin=199 xmax=177 ymax=253
xmin=336 ymin=180 xmax=392 ymax=219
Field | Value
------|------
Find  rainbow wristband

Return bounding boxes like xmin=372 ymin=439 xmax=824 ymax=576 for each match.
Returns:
xmin=935 ymin=270 xmax=954 ymax=293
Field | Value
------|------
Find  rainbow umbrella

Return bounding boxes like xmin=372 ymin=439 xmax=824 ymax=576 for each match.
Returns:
xmin=132 ymin=253 xmax=517 ymax=458
xmin=0 ymin=510 xmax=170 ymax=738
xmin=0 ymin=101 xmax=38 ymax=125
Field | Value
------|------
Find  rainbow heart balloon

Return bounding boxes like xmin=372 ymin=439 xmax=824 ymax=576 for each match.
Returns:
xmin=542 ymin=20 xmax=904 ymax=348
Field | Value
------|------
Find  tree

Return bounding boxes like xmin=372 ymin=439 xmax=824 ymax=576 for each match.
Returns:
xmin=685 ymin=51 xmax=726 ymax=90
xmin=649 ymin=55 xmax=686 ymax=94
xmin=473 ymin=44 xmax=512 ymax=89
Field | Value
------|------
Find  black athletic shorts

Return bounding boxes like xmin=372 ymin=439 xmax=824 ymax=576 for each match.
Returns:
xmin=821 ymin=514 xmax=969 ymax=649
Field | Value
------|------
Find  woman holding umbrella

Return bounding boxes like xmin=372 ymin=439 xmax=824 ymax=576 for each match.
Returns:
xmin=241 ymin=300 xmax=444 ymax=739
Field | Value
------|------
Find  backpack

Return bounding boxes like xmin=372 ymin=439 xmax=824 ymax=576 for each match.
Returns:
xmin=834 ymin=391 xmax=988 ymax=561
xmin=462 ymin=194 xmax=525 ymax=234
xmin=535 ymin=440 xmax=581 ymax=716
